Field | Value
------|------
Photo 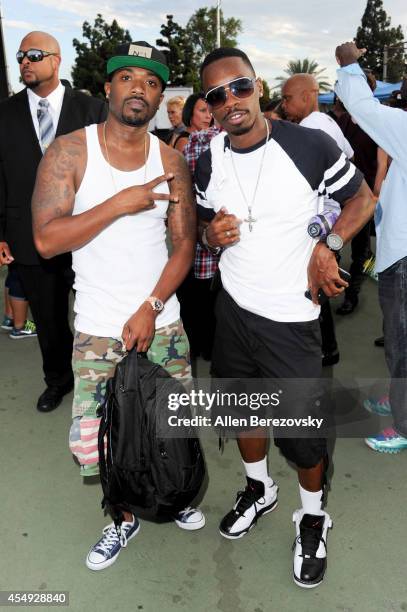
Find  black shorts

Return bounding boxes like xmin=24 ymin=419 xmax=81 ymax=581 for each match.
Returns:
xmin=5 ymin=264 xmax=26 ymax=300
xmin=211 ymin=289 xmax=326 ymax=469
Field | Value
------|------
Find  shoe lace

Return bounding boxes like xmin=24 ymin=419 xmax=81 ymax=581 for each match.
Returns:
xmin=97 ymin=523 xmax=130 ymax=553
xmin=296 ymin=524 xmax=326 ymax=558
xmin=234 ymin=485 xmax=264 ymax=517
xmin=24 ymin=320 xmax=36 ymax=332
xmin=177 ymin=507 xmax=192 ymax=518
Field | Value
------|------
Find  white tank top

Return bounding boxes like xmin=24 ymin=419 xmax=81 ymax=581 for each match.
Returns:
xmin=72 ymin=124 xmax=180 ymax=337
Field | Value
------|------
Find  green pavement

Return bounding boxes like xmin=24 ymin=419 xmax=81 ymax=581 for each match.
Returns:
xmin=1 ymin=261 xmax=406 ymax=612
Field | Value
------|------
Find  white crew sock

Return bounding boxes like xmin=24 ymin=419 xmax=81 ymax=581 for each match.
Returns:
xmin=299 ymin=484 xmax=323 ymax=516
xmin=242 ymin=456 xmax=273 ymax=488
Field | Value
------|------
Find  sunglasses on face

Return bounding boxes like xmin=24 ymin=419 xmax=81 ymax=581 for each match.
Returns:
xmin=205 ymin=77 xmax=256 ymax=109
xmin=16 ymin=49 xmax=58 ymax=64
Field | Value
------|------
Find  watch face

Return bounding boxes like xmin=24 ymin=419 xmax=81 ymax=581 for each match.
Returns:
xmin=327 ymin=233 xmax=343 ymax=251
xmin=154 ymin=299 xmax=164 ymax=312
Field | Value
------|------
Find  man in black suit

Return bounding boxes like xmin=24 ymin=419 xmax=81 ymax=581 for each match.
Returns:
xmin=0 ymin=31 xmax=107 ymax=412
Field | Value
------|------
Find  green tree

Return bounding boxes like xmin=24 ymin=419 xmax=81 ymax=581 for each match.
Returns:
xmin=186 ymin=6 xmax=242 ymax=66
xmin=260 ymin=79 xmax=272 ymax=111
xmin=274 ymin=58 xmax=331 ymax=92
xmin=156 ymin=15 xmax=196 ymax=86
xmin=355 ymin=0 xmax=406 ymax=82
xmin=157 ymin=7 xmax=242 ymax=91
xmin=72 ymin=14 xmax=131 ymax=97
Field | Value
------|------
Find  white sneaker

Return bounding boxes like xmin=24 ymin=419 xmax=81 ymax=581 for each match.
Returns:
xmin=174 ymin=507 xmax=205 ymax=530
xmin=219 ymin=477 xmax=278 ymax=539
xmin=86 ymin=517 xmax=140 ymax=571
xmin=292 ymin=509 xmax=332 ymax=588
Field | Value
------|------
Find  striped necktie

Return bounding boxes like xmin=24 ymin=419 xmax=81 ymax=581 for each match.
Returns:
xmin=37 ymin=99 xmax=54 ymax=153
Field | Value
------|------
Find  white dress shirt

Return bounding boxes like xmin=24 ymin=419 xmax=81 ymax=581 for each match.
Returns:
xmin=27 ymin=81 xmax=65 ymax=142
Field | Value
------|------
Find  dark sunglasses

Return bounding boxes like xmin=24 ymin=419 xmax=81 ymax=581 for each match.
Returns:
xmin=16 ymin=49 xmax=59 ymax=64
xmin=205 ymin=77 xmax=256 ymax=109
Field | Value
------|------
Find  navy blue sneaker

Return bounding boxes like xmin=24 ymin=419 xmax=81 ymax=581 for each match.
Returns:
xmin=1 ymin=315 xmax=14 ymax=330
xmin=9 ymin=319 xmax=37 ymax=339
xmin=86 ymin=517 xmax=140 ymax=571
xmin=173 ymin=507 xmax=205 ymax=530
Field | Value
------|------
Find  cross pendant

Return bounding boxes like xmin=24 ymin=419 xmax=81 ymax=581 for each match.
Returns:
xmin=244 ymin=209 xmax=257 ymax=232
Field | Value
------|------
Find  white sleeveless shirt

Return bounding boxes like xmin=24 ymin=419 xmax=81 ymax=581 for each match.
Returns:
xmin=72 ymin=124 xmax=180 ymax=337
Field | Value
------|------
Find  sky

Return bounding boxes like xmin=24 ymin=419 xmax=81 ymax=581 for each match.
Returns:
xmin=1 ymin=0 xmax=407 ymax=94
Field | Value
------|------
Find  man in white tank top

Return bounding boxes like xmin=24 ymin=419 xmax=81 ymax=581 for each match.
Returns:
xmin=31 ymin=41 xmax=205 ymax=570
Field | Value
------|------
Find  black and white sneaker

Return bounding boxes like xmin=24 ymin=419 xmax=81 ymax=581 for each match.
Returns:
xmin=292 ymin=510 xmax=332 ymax=588
xmin=219 ymin=477 xmax=278 ymax=539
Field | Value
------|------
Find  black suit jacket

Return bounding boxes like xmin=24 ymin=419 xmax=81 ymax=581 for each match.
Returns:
xmin=0 ymin=87 xmax=107 ymax=265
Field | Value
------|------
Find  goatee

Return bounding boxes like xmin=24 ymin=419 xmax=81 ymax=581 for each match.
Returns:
xmin=120 ymin=114 xmax=151 ymax=128
xmin=24 ymin=79 xmax=41 ymax=89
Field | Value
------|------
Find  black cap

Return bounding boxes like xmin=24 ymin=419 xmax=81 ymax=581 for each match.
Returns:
xmin=107 ymin=41 xmax=169 ymax=84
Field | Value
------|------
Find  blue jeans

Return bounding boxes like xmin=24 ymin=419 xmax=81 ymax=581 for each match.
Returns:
xmin=378 ymin=256 xmax=407 ymax=436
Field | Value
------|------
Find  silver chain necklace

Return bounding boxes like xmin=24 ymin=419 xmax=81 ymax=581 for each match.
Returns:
xmin=102 ymin=121 xmax=148 ymax=193
xmin=229 ymin=117 xmax=270 ymax=232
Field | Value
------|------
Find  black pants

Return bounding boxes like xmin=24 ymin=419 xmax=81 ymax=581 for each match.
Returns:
xmin=346 ymin=220 xmax=371 ymax=300
xmin=319 ymin=301 xmax=337 ymax=354
xmin=176 ymin=270 xmax=216 ymax=359
xmin=17 ymin=256 xmax=74 ymax=389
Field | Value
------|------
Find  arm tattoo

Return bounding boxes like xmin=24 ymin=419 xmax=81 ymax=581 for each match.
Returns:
xmin=32 ymin=133 xmax=83 ymax=234
xmin=166 ymin=153 xmax=197 ymax=245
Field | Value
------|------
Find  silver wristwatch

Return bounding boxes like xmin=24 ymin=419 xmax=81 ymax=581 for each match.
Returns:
xmin=202 ymin=226 xmax=221 ymax=255
xmin=145 ymin=296 xmax=164 ymax=312
xmin=325 ymin=233 xmax=344 ymax=252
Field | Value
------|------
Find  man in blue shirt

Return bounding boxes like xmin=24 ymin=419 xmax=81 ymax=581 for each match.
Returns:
xmin=336 ymin=41 xmax=407 ymax=453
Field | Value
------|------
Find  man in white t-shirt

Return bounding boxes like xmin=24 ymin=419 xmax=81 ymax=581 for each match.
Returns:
xmin=281 ymin=74 xmax=355 ymax=367
xmin=281 ymin=74 xmax=353 ymax=158
xmin=196 ymin=47 xmax=375 ymax=588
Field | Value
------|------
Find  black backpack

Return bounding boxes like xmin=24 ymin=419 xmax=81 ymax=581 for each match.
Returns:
xmin=97 ymin=350 xmax=205 ymax=521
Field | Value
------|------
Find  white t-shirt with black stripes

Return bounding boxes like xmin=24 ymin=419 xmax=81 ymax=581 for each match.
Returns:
xmin=195 ymin=120 xmax=363 ymax=323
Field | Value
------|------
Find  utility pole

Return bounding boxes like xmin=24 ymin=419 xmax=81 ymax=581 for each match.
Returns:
xmin=0 ymin=3 xmax=10 ymax=99
xmin=216 ymin=0 xmax=221 ymax=48
xmin=383 ymin=46 xmax=388 ymax=82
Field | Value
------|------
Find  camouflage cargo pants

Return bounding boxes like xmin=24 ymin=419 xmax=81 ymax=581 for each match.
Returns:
xmin=69 ymin=319 xmax=191 ymax=476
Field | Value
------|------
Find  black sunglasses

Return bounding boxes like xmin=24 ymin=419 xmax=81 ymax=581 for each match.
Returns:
xmin=205 ymin=77 xmax=256 ymax=109
xmin=16 ymin=49 xmax=59 ymax=64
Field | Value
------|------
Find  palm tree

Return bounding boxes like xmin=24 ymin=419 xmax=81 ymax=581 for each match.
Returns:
xmin=274 ymin=58 xmax=331 ymax=92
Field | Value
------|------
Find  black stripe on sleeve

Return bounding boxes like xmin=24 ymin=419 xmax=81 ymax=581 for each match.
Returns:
xmin=324 ymin=158 xmax=352 ymax=191
xmin=271 ymin=121 xmax=362 ymax=200
xmin=327 ymin=166 xmax=364 ymax=204
xmin=197 ymin=204 xmax=216 ymax=222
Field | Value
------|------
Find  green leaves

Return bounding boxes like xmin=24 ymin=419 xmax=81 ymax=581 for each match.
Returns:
xmin=71 ymin=14 xmax=131 ymax=97
xmin=156 ymin=7 xmax=242 ymax=90
xmin=355 ymin=0 xmax=406 ymax=82
xmin=274 ymin=59 xmax=331 ymax=92
xmin=72 ymin=7 xmax=243 ymax=95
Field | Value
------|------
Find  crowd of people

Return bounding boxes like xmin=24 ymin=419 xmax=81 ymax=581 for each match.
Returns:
xmin=1 ymin=29 xmax=407 ymax=589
